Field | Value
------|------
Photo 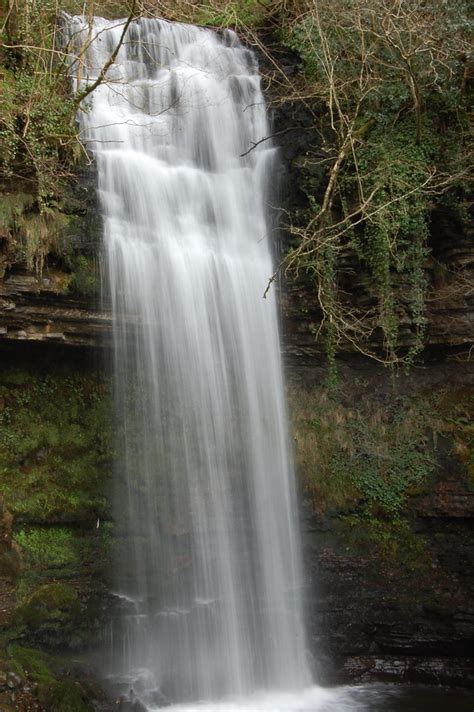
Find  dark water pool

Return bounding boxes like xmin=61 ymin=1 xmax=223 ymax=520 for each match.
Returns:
xmin=370 ymin=684 xmax=473 ymax=711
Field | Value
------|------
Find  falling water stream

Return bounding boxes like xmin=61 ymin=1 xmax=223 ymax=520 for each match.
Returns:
xmin=63 ymin=14 xmax=459 ymax=712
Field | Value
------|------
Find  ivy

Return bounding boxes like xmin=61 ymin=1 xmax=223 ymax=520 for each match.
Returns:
xmin=280 ymin=0 xmax=471 ymax=370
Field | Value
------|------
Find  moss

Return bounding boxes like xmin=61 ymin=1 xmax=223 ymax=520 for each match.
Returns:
xmin=12 ymin=523 xmax=113 ymax=603
xmin=14 ymin=583 xmax=80 ymax=627
xmin=14 ymin=527 xmax=78 ymax=568
xmin=289 ymin=388 xmax=358 ymax=513
xmin=290 ymin=386 xmax=434 ymax=516
xmin=0 ymin=369 xmax=30 ymax=387
xmin=12 ymin=583 xmax=83 ymax=650
xmin=0 ymin=367 xmax=112 ymax=523
xmin=38 ymin=679 xmax=94 ymax=712
xmin=340 ymin=515 xmax=431 ymax=571
xmin=66 ymin=255 xmax=100 ymax=298
xmin=7 ymin=646 xmax=95 ymax=711
xmin=290 ymin=374 xmax=473 ymax=565
xmin=10 ymin=645 xmax=54 ymax=684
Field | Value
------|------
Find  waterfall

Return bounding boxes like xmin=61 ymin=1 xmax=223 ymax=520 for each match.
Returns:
xmin=67 ymin=13 xmax=312 ymax=708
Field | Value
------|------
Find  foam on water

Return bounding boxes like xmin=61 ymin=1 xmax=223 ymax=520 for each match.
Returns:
xmin=147 ymin=685 xmax=395 ymax=712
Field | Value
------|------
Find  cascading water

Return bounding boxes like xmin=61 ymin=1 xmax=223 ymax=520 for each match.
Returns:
xmin=67 ymin=16 xmax=310 ymax=702
xmin=66 ymin=13 xmax=387 ymax=712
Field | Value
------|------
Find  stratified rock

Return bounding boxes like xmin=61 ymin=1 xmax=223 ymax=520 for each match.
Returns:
xmin=0 ymin=269 xmax=111 ymax=348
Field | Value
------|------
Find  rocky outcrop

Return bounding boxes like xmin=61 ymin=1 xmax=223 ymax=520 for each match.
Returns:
xmin=0 ymin=269 xmax=111 ymax=348
xmin=293 ymin=358 xmax=474 ymax=687
xmin=305 ymin=515 xmax=474 ymax=686
xmin=270 ymin=115 xmax=474 ymax=366
xmin=280 ymin=245 xmax=474 ymax=366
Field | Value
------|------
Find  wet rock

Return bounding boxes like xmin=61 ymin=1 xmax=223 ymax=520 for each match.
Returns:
xmin=342 ymin=655 xmax=474 ymax=687
xmin=34 ymin=449 xmax=46 ymax=464
xmin=13 ymin=583 xmax=83 ymax=650
xmin=416 ymin=479 xmax=474 ymax=518
xmin=0 ymin=270 xmax=112 ymax=349
xmin=117 ymin=697 xmax=148 ymax=712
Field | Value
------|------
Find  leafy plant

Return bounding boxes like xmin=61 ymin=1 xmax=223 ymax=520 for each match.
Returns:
xmin=15 ymin=528 xmax=78 ymax=567
xmin=279 ymin=0 xmax=471 ymax=370
xmin=290 ymin=385 xmax=435 ymax=517
xmin=0 ymin=0 xmax=136 ymax=272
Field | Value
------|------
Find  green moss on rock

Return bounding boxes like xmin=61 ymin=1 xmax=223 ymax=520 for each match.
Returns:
xmin=15 ymin=527 xmax=78 ymax=568
xmin=13 ymin=583 xmax=82 ymax=649
xmin=15 ymin=582 xmax=79 ymax=622
xmin=7 ymin=646 xmax=95 ymax=711
xmin=10 ymin=645 xmax=54 ymax=684
xmin=38 ymin=679 xmax=95 ymax=712
xmin=0 ymin=367 xmax=112 ymax=524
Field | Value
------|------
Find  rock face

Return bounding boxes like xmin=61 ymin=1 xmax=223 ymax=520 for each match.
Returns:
xmin=0 ymin=45 xmax=473 ymax=693
xmin=0 ymin=497 xmax=21 ymax=579
xmin=305 ymin=514 xmax=474 ymax=687
xmin=264 ymin=68 xmax=473 ymax=687
xmin=0 ymin=268 xmax=111 ymax=348
xmin=291 ymin=358 xmax=474 ymax=687
xmin=269 ymin=94 xmax=474 ymax=366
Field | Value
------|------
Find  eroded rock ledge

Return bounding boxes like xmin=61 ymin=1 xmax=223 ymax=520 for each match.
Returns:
xmin=0 ymin=269 xmax=111 ymax=348
xmin=1 ymin=260 xmax=472 ymax=361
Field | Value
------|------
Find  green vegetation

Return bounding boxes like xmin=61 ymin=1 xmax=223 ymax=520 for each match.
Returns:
xmin=2 ymin=0 xmax=468 ymax=358
xmin=14 ymin=582 xmax=80 ymax=629
xmin=9 ymin=646 xmax=95 ymax=711
xmin=131 ymin=0 xmax=275 ymax=26
xmin=0 ymin=0 xmax=136 ymax=274
xmin=290 ymin=378 xmax=472 ymax=530
xmin=38 ymin=679 xmax=95 ymax=712
xmin=64 ymin=254 xmax=100 ymax=297
xmin=0 ymin=363 xmax=113 ymax=658
xmin=9 ymin=645 xmax=54 ymax=685
xmin=279 ymin=0 xmax=471 ymax=370
xmin=11 ymin=581 xmax=87 ymax=650
xmin=289 ymin=376 xmax=472 ymax=571
xmin=291 ymin=387 xmax=433 ymax=517
xmin=193 ymin=0 xmax=273 ymax=28
xmin=340 ymin=515 xmax=430 ymax=573
xmin=1 ymin=0 xmax=76 ymax=273
xmin=15 ymin=527 xmax=78 ymax=567
xmin=0 ymin=367 xmax=112 ymax=522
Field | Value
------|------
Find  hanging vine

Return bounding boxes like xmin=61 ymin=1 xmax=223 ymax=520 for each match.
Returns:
xmin=277 ymin=0 xmax=471 ymax=370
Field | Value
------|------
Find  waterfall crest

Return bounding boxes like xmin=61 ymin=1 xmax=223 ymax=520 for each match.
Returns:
xmin=67 ymin=15 xmax=310 ymax=706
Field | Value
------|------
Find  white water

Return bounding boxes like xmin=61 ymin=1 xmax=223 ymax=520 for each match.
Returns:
xmin=66 ymin=14 xmax=379 ymax=712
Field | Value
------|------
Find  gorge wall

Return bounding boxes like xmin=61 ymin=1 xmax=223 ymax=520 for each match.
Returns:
xmin=0 ymin=17 xmax=472 ymax=710
xmin=274 ymin=75 xmax=474 ymax=686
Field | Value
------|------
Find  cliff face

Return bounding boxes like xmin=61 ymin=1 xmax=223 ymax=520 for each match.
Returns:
xmin=0 ymin=270 xmax=110 ymax=347
xmin=0 ymin=49 xmax=473 ymax=698
xmin=271 ymin=94 xmax=474 ymax=368
xmin=0 ymin=354 xmax=114 ymax=709
xmin=1 ymin=236 xmax=472 ymax=691
xmin=290 ymin=359 xmax=473 ymax=687
xmin=272 ymin=90 xmax=473 ymax=686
